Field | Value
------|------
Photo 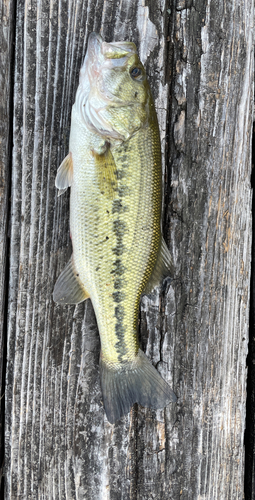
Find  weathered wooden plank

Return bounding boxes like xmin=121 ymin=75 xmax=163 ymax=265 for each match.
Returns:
xmin=245 ymin=122 xmax=255 ymax=500
xmin=5 ymin=0 xmax=253 ymax=499
xmin=0 ymin=0 xmax=14 ymax=492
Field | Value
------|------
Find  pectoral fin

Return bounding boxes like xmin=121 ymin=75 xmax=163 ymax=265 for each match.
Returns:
xmin=53 ymin=257 xmax=89 ymax=304
xmin=94 ymin=147 xmax=117 ymax=199
xmin=143 ymin=238 xmax=174 ymax=295
xmin=55 ymin=153 xmax=73 ymax=196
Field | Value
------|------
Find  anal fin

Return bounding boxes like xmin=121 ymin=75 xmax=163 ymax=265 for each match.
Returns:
xmin=55 ymin=153 xmax=73 ymax=196
xmin=143 ymin=237 xmax=174 ymax=295
xmin=53 ymin=257 xmax=89 ymax=304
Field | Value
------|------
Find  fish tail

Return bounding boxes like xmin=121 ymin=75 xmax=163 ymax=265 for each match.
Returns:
xmin=100 ymin=349 xmax=176 ymax=424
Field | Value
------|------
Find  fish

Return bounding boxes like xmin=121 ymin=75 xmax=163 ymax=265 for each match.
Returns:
xmin=53 ymin=32 xmax=176 ymax=424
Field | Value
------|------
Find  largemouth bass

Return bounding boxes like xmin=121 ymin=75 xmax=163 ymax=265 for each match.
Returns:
xmin=53 ymin=32 xmax=176 ymax=423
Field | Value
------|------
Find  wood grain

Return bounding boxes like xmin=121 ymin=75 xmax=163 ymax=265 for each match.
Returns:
xmin=0 ymin=0 xmax=14 ymax=491
xmin=4 ymin=0 xmax=253 ymax=499
xmin=163 ymin=2 xmax=253 ymax=498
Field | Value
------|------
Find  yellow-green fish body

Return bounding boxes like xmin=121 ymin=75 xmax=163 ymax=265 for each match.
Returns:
xmin=54 ymin=33 xmax=176 ymax=423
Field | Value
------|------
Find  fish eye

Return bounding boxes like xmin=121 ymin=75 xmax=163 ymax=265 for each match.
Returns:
xmin=130 ymin=67 xmax=145 ymax=81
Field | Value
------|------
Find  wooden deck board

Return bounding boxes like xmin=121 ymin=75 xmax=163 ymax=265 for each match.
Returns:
xmin=1 ymin=0 xmax=253 ymax=498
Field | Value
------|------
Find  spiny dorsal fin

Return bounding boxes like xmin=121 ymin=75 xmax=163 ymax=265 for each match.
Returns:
xmin=53 ymin=257 xmax=89 ymax=304
xmin=143 ymin=237 xmax=174 ymax=295
xmin=55 ymin=153 xmax=73 ymax=196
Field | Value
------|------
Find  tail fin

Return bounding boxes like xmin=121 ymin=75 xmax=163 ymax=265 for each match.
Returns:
xmin=100 ymin=349 xmax=176 ymax=424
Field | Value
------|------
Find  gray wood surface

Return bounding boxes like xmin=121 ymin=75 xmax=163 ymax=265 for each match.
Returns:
xmin=0 ymin=0 xmax=14 ymax=490
xmin=3 ymin=0 xmax=254 ymax=499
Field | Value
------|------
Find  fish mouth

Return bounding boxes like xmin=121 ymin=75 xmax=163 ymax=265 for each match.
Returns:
xmin=87 ymin=32 xmax=136 ymax=62
xmin=101 ymin=40 xmax=136 ymax=60
xmin=83 ymin=33 xmax=136 ymax=82
xmin=87 ymin=32 xmax=104 ymax=61
xmin=85 ymin=33 xmax=104 ymax=77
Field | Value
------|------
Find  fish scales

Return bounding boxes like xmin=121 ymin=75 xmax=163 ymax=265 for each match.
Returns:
xmin=71 ymin=125 xmax=161 ymax=364
xmin=54 ymin=33 xmax=176 ymax=423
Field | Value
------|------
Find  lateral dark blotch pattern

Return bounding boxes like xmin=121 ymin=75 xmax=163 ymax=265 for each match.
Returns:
xmin=110 ymin=259 xmax=125 ymax=276
xmin=115 ymin=305 xmax=125 ymax=321
xmin=113 ymin=219 xmax=126 ymax=234
xmin=112 ymin=291 xmax=125 ymax=303
xmin=114 ymin=277 xmax=125 ymax=289
xmin=114 ymin=170 xmax=126 ymax=180
xmin=114 ymin=305 xmax=126 ymax=359
xmin=111 ymin=205 xmax=128 ymax=358
xmin=112 ymin=246 xmax=125 ymax=256
xmin=112 ymin=218 xmax=127 ymax=256
xmin=112 ymin=199 xmax=128 ymax=214
xmin=118 ymin=155 xmax=128 ymax=162
xmin=118 ymin=185 xmax=129 ymax=197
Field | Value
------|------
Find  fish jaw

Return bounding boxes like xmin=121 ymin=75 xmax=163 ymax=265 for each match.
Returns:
xmin=79 ymin=32 xmax=137 ymax=85
xmin=79 ymin=33 xmax=104 ymax=90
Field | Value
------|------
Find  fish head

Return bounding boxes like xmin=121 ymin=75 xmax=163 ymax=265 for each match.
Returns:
xmin=77 ymin=33 xmax=153 ymax=142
